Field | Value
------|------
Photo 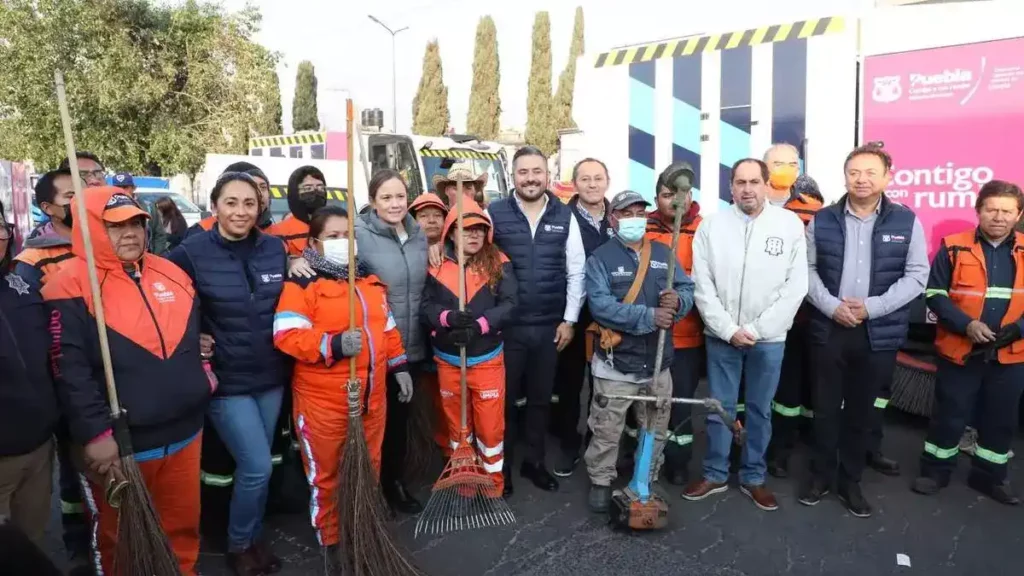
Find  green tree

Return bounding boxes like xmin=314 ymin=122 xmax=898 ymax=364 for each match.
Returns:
xmin=553 ymin=6 xmax=584 ymax=131
xmin=412 ymin=40 xmax=450 ymax=136
xmin=525 ymin=12 xmax=555 ymax=155
xmin=0 ymin=0 xmax=281 ymax=175
xmin=466 ymin=16 xmax=501 ymax=140
xmin=291 ymin=60 xmax=319 ymax=131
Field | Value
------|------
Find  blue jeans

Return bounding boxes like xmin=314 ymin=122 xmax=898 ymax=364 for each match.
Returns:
xmin=703 ymin=337 xmax=785 ymax=486
xmin=207 ymin=386 xmax=284 ymax=552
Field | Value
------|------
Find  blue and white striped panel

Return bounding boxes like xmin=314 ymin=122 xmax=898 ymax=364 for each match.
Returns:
xmin=628 ymin=60 xmax=657 ymax=202
xmin=719 ymin=45 xmax=753 ymax=206
xmin=672 ymin=55 xmax=703 ymax=204
xmin=771 ymin=37 xmax=809 ymax=170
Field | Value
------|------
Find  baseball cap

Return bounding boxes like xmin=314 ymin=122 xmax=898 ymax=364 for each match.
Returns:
xmin=103 ymin=192 xmax=150 ymax=223
xmin=610 ymin=190 xmax=650 ymax=212
xmin=112 ymin=172 xmax=135 ymax=188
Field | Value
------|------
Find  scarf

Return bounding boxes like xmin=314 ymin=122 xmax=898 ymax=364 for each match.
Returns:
xmin=301 ymin=245 xmax=371 ymax=280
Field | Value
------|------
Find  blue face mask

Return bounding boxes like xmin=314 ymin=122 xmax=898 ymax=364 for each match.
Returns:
xmin=616 ymin=217 xmax=647 ymax=243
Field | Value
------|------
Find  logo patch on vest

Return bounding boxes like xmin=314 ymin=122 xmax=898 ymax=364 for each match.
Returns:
xmin=6 ymin=274 xmax=29 ymax=296
xmin=611 ymin=266 xmax=633 ymax=278
xmin=606 ymin=228 xmax=615 ymax=238
xmin=765 ymin=237 xmax=784 ymax=256
xmin=151 ymin=282 xmax=176 ymax=304
xmin=650 ymin=260 xmax=668 ymax=270
xmin=881 ymin=234 xmax=907 ymax=243
xmin=260 ymin=273 xmax=283 ymax=284
xmin=543 ymin=224 xmax=565 ymax=233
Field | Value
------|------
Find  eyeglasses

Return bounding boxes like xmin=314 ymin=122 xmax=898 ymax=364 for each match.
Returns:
xmin=0 ymin=224 xmax=13 ymax=241
xmin=460 ymin=227 xmax=487 ymax=237
xmin=79 ymin=169 xmax=106 ymax=181
xmin=299 ymin=185 xmax=326 ymax=194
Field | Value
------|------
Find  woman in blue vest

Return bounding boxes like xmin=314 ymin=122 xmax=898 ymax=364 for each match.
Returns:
xmin=168 ymin=172 xmax=289 ymax=576
xmin=354 ymin=168 xmax=429 ymax=514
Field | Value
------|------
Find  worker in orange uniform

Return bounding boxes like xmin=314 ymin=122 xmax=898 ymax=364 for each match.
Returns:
xmin=410 ymin=192 xmax=451 ymax=454
xmin=913 ymin=180 xmax=1024 ymax=505
xmin=43 ymin=187 xmax=213 ymax=576
xmin=645 ymin=162 xmax=704 ymax=486
xmin=272 ymin=206 xmax=411 ymax=557
xmin=762 ymin=143 xmax=825 ymax=479
xmin=14 ymin=169 xmax=76 ymax=292
xmin=422 ymin=201 xmax=517 ymax=493
xmin=267 ymin=166 xmax=328 ymax=258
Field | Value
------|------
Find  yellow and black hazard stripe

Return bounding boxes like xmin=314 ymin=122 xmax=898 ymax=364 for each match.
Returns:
xmin=594 ymin=16 xmax=846 ymax=68
xmin=269 ymin=186 xmax=347 ymax=201
xmin=249 ymin=132 xmax=327 ymax=149
xmin=419 ymin=149 xmax=499 ymax=160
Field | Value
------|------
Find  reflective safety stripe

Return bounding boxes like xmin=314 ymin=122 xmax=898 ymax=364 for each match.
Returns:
xmin=984 ymin=286 xmax=1024 ymax=299
xmin=550 ymin=394 xmax=560 ymax=404
xmin=948 ymin=289 xmax=986 ymax=297
xmin=271 ymin=454 xmax=283 ymax=465
xmin=771 ymin=401 xmax=802 ymax=417
xmin=78 ymin=474 xmax=105 ymax=576
xmin=476 ymin=438 xmax=504 ymax=458
xmin=450 ymin=435 xmax=477 ymax=451
xmin=736 ymin=404 xmax=746 ymax=413
xmin=296 ymin=414 xmax=323 ymax=546
xmin=874 ymin=398 xmax=889 ymax=409
xmin=482 ymin=458 xmax=504 ymax=473
xmin=925 ymin=288 xmax=949 ymax=298
xmin=61 ymin=500 xmax=84 ymax=515
xmin=201 ymin=472 xmax=234 ymax=487
xmin=667 ymin=433 xmax=693 ymax=446
xmin=515 ymin=397 xmax=527 ymax=408
xmin=624 ymin=427 xmax=638 ymax=439
xmin=975 ymin=445 xmax=1011 ymax=465
xmin=924 ymin=442 xmax=959 ymax=459
xmin=800 ymin=406 xmax=814 ymax=418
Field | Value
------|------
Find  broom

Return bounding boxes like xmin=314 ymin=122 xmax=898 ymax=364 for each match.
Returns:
xmin=334 ymin=98 xmax=423 ymax=576
xmin=414 ymin=179 xmax=516 ymax=538
xmin=889 ymin=350 xmax=937 ymax=417
xmin=55 ymin=70 xmax=182 ymax=576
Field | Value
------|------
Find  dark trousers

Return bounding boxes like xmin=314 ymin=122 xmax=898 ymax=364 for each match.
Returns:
xmin=919 ymin=358 xmax=1024 ymax=485
xmin=504 ymin=324 xmax=559 ymax=468
xmin=553 ymin=308 xmax=592 ymax=455
xmin=811 ymin=325 xmax=897 ymax=484
xmin=768 ymin=324 xmax=813 ymax=462
xmin=866 ymin=373 xmax=892 ymax=455
xmin=663 ymin=347 xmax=703 ymax=475
xmin=381 ymin=362 xmax=424 ymax=486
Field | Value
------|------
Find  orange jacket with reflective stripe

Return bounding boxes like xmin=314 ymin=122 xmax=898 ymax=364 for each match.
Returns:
xmin=273 ymin=273 xmax=407 ymax=413
xmin=13 ymin=244 xmax=74 ymax=290
xmin=784 ymin=193 xmax=823 ymax=226
xmin=934 ymin=230 xmax=1024 ymax=365
xmin=266 ymin=215 xmax=309 ymax=257
xmin=646 ymin=212 xmax=703 ymax=349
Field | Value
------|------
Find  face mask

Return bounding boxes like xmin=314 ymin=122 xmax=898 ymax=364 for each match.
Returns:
xmin=616 ymin=217 xmax=647 ymax=243
xmin=322 ymin=238 xmax=356 ymax=267
xmin=300 ymin=193 xmax=327 ymax=213
xmin=769 ymin=165 xmax=799 ymax=190
xmin=60 ymin=204 xmax=74 ymax=229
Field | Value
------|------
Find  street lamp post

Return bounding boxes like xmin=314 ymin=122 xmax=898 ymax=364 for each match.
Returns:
xmin=368 ymin=15 xmax=408 ymax=133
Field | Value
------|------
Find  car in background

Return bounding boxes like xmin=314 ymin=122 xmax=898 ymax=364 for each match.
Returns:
xmin=133 ymin=190 xmax=206 ymax=228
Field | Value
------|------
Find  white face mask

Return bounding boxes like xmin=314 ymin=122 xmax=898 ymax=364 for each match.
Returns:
xmin=322 ymin=238 xmax=356 ymax=267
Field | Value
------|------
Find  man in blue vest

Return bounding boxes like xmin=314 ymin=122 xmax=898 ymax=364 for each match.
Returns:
xmin=800 ymin=145 xmax=928 ymax=517
xmin=488 ymin=146 xmax=587 ymax=495
xmin=553 ymin=158 xmax=615 ymax=478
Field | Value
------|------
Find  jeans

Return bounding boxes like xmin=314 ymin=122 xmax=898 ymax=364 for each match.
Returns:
xmin=703 ymin=337 xmax=785 ymax=485
xmin=207 ymin=386 xmax=284 ymax=552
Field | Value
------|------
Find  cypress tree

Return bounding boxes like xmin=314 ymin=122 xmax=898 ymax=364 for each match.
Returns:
xmin=292 ymin=60 xmax=320 ymax=131
xmin=525 ymin=12 xmax=555 ymax=155
xmin=412 ymin=40 xmax=450 ymax=136
xmin=466 ymin=16 xmax=501 ymax=140
xmin=553 ymin=7 xmax=584 ymax=131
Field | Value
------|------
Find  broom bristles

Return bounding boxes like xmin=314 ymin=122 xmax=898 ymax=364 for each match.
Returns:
xmin=337 ymin=409 xmax=424 ymax=576
xmin=405 ymin=388 xmax=442 ymax=485
xmin=112 ymin=457 xmax=182 ymax=576
xmin=889 ymin=352 xmax=937 ymax=417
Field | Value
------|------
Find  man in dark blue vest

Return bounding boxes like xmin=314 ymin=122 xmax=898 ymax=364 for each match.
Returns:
xmin=800 ymin=145 xmax=928 ymax=517
xmin=488 ymin=146 xmax=587 ymax=495
xmin=552 ymin=157 xmax=615 ymax=478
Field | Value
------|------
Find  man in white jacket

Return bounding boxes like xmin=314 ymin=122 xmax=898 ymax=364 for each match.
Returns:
xmin=682 ymin=158 xmax=808 ymax=511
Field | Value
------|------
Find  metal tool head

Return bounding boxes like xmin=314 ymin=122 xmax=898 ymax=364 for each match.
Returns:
xmin=657 ymin=162 xmax=695 ymax=195
xmin=414 ymin=444 xmax=516 ymax=538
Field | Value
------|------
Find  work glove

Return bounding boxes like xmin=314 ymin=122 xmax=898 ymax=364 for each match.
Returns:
xmin=331 ymin=330 xmax=363 ymax=358
xmin=395 ymin=371 xmax=414 ymax=403
xmin=448 ymin=321 xmax=483 ymax=348
xmin=993 ymin=323 xmax=1022 ymax=349
xmin=446 ymin=310 xmax=477 ymax=329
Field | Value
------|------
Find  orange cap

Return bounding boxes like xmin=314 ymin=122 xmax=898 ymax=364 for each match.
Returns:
xmin=101 ymin=191 xmax=150 ymax=223
xmin=410 ymin=192 xmax=449 ymax=216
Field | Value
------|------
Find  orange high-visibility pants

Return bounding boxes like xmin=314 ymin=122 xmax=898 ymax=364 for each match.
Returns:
xmin=80 ymin=433 xmax=202 ymax=576
xmin=293 ymin=393 xmax=386 ymax=547
xmin=437 ymin=352 xmax=506 ymax=493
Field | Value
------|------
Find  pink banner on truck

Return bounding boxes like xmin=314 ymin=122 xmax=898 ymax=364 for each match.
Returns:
xmin=863 ymin=36 xmax=1024 ymax=260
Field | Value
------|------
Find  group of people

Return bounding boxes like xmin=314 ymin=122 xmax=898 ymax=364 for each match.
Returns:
xmin=0 ymin=139 xmax=1022 ymax=576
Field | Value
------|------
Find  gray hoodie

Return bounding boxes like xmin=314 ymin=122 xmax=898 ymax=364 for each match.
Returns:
xmin=355 ymin=210 xmax=429 ymax=363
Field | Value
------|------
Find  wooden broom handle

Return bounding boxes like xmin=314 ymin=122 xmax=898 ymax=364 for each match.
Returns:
xmin=456 ymin=180 xmax=468 ymax=431
xmin=345 ymin=99 xmax=357 ymax=381
xmin=54 ymin=70 xmax=121 ymax=416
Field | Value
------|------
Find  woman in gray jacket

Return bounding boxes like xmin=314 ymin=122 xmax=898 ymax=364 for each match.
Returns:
xmin=355 ymin=168 xmax=429 ymax=513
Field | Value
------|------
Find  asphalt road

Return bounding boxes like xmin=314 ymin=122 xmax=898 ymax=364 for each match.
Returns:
xmin=193 ymin=411 xmax=1023 ymax=576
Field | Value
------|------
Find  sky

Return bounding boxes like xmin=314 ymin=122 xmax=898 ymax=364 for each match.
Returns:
xmin=215 ymin=0 xmax=874 ymax=135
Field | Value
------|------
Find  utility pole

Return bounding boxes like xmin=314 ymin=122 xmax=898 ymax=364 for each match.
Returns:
xmin=368 ymin=15 xmax=409 ymax=133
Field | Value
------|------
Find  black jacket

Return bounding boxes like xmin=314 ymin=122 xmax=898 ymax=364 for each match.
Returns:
xmin=0 ymin=271 xmax=59 ymax=457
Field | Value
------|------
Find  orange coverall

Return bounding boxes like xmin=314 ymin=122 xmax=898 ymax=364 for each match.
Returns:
xmin=266 ymin=215 xmax=309 ymax=257
xmin=273 ymin=273 xmax=407 ymax=546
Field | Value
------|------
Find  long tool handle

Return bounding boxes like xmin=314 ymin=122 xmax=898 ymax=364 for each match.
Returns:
xmin=456 ymin=180 xmax=468 ymax=432
xmin=345 ymin=100 xmax=357 ymax=382
xmin=54 ymin=71 xmax=120 ymax=416
xmin=648 ymin=189 xmax=688 ymax=383
xmin=596 ymin=393 xmax=746 ymax=445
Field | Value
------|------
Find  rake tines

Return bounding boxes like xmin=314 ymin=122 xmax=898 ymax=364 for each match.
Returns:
xmin=414 ymin=446 xmax=515 ymax=537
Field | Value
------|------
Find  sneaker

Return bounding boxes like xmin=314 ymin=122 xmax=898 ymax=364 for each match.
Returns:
xmin=837 ymin=482 xmax=872 ymax=518
xmin=553 ymin=450 xmax=581 ymax=478
xmin=681 ymin=479 xmax=729 ymax=501
xmin=911 ymin=476 xmax=943 ymax=496
xmin=740 ymin=484 xmax=779 ymax=511
xmin=798 ymin=478 xmax=831 ymax=506
xmin=958 ymin=427 xmax=978 ymax=455
xmin=588 ymin=484 xmax=612 ymax=513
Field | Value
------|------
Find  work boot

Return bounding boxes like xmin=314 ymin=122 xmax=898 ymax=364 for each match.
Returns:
xmin=681 ymin=479 xmax=728 ymax=501
xmin=251 ymin=540 xmax=282 ymax=574
xmin=911 ymin=476 xmax=945 ymax=496
xmin=588 ymin=484 xmax=612 ymax=513
xmin=664 ymin=465 xmax=688 ymax=487
xmin=798 ymin=477 xmax=831 ymax=506
xmin=323 ymin=544 xmax=343 ymax=576
xmin=503 ymin=468 xmax=514 ymax=498
xmin=767 ymin=457 xmax=789 ymax=479
xmin=553 ymin=449 xmax=581 ymax=478
xmin=520 ymin=462 xmax=559 ymax=491
xmin=866 ymin=451 xmax=901 ymax=477
xmin=740 ymin=484 xmax=779 ymax=511
xmin=383 ymin=480 xmax=423 ymax=514
xmin=967 ymin=475 xmax=1021 ymax=506
xmin=837 ymin=480 xmax=872 ymax=518
xmin=226 ymin=547 xmax=265 ymax=576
